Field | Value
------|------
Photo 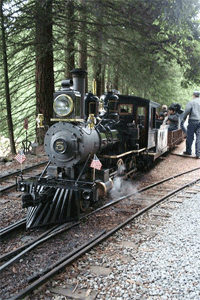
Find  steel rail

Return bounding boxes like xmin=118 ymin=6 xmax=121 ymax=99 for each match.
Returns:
xmin=10 ymin=176 xmax=200 ymax=300
xmin=0 ymin=221 xmax=81 ymax=270
xmin=0 ymin=172 xmax=42 ymax=194
xmin=1 ymin=166 xmax=200 ymax=262
xmin=0 ymin=161 xmax=48 ymax=194
xmin=0 ymin=160 xmax=48 ymax=182
xmin=86 ymin=166 xmax=200 ymax=217
xmin=0 ymin=223 xmax=60 ymax=262
xmin=0 ymin=218 xmax=26 ymax=237
xmin=0 ymin=183 xmax=16 ymax=194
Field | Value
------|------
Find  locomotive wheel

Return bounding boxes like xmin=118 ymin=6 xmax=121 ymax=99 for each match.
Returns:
xmin=80 ymin=200 xmax=90 ymax=212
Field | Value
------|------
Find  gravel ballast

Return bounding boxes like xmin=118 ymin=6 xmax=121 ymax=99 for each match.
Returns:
xmin=49 ymin=189 xmax=200 ymax=300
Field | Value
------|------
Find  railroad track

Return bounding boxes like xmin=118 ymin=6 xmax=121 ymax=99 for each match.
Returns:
xmin=0 ymin=160 xmax=48 ymax=194
xmin=1 ymin=166 xmax=200 ymax=299
xmin=0 ymin=218 xmax=26 ymax=239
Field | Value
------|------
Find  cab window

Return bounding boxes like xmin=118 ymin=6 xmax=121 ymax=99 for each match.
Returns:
xmin=89 ymin=102 xmax=97 ymax=115
xmin=137 ymin=106 xmax=146 ymax=126
xmin=151 ymin=107 xmax=156 ymax=129
xmin=119 ymin=104 xmax=133 ymax=115
xmin=109 ymin=100 xmax=118 ymax=112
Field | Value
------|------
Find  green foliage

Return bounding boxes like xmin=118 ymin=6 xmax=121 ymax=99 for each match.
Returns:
xmin=0 ymin=0 xmax=36 ymax=155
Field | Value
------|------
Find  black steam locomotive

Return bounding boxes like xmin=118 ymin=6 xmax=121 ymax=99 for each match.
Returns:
xmin=17 ymin=69 xmax=183 ymax=228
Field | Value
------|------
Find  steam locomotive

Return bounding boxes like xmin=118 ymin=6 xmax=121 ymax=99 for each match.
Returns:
xmin=17 ymin=69 xmax=184 ymax=228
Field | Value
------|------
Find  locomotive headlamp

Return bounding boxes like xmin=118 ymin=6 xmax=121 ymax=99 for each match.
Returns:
xmin=19 ymin=182 xmax=26 ymax=192
xmin=53 ymin=94 xmax=74 ymax=116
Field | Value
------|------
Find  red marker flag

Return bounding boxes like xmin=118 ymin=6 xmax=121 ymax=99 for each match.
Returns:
xmin=15 ymin=151 xmax=26 ymax=164
xmin=90 ymin=154 xmax=102 ymax=170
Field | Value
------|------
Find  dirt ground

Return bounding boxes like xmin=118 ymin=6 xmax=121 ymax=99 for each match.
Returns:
xmin=0 ymin=145 xmax=47 ymax=174
xmin=0 ymin=141 xmax=199 ymax=228
xmin=138 ymin=140 xmax=200 ymax=187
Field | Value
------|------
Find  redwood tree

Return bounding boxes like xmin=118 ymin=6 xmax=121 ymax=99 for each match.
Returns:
xmin=78 ymin=0 xmax=88 ymax=91
xmin=35 ymin=0 xmax=54 ymax=144
xmin=64 ymin=0 xmax=75 ymax=79
xmin=0 ymin=0 xmax=16 ymax=154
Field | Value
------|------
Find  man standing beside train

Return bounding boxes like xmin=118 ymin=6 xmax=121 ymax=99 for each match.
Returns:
xmin=182 ymin=90 xmax=200 ymax=159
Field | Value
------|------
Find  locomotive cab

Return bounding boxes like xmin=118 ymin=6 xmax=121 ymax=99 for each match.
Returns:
xmin=116 ymin=95 xmax=168 ymax=164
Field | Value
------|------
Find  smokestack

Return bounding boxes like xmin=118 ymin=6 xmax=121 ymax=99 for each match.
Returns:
xmin=71 ymin=69 xmax=87 ymax=119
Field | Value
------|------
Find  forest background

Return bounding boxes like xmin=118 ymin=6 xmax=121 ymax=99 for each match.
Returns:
xmin=0 ymin=0 xmax=200 ymax=156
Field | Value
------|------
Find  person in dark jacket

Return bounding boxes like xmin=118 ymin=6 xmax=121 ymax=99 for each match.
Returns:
xmin=174 ymin=103 xmax=184 ymax=115
xmin=159 ymin=112 xmax=165 ymax=121
xmin=182 ymin=91 xmax=200 ymax=159
xmin=167 ymin=105 xmax=178 ymax=131
xmin=174 ymin=103 xmax=185 ymax=132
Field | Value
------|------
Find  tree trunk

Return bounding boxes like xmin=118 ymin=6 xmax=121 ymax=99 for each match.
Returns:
xmin=92 ymin=2 xmax=104 ymax=97
xmin=93 ymin=62 xmax=102 ymax=97
xmin=113 ymin=64 xmax=119 ymax=91
xmin=0 ymin=0 xmax=16 ymax=154
xmin=35 ymin=0 xmax=54 ymax=145
xmin=64 ymin=0 xmax=75 ymax=79
xmin=101 ymin=65 xmax=105 ymax=94
xmin=78 ymin=0 xmax=88 ymax=92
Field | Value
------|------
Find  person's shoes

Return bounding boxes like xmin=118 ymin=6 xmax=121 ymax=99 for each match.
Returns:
xmin=196 ymin=156 xmax=200 ymax=159
xmin=183 ymin=151 xmax=191 ymax=156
